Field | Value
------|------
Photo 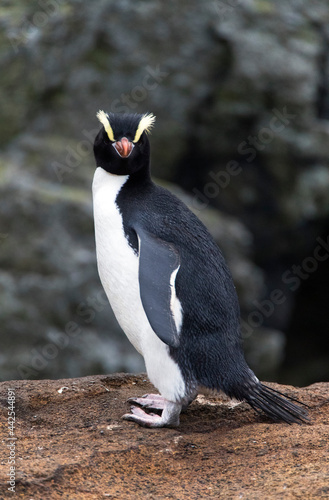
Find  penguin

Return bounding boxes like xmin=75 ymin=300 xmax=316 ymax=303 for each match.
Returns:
xmin=92 ymin=110 xmax=309 ymax=428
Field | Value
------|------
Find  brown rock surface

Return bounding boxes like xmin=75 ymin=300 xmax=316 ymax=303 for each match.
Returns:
xmin=0 ymin=374 xmax=328 ymax=499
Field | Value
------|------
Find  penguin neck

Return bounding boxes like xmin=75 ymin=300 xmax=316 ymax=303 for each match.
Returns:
xmin=93 ymin=162 xmax=152 ymax=196
xmin=128 ymin=162 xmax=152 ymax=186
xmin=92 ymin=167 xmax=129 ymax=196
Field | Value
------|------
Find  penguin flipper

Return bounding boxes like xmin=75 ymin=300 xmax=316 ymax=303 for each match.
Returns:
xmin=135 ymin=225 xmax=181 ymax=347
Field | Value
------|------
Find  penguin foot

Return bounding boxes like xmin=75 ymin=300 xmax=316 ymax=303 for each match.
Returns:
xmin=123 ymin=399 xmax=182 ymax=428
xmin=127 ymin=393 xmax=166 ymax=410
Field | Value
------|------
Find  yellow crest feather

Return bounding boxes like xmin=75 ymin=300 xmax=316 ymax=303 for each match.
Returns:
xmin=96 ymin=110 xmax=115 ymax=142
xmin=133 ymin=113 xmax=156 ymax=143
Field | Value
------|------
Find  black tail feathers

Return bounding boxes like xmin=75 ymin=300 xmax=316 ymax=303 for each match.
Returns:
xmin=244 ymin=382 xmax=309 ymax=424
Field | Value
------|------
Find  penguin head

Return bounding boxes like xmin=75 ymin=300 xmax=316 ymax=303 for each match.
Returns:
xmin=93 ymin=111 xmax=156 ymax=175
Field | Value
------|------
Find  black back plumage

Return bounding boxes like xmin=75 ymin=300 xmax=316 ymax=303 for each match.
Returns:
xmin=117 ymin=177 xmax=309 ymax=424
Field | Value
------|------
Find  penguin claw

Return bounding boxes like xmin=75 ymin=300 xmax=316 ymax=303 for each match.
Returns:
xmin=122 ymin=406 xmax=163 ymax=427
xmin=123 ymin=399 xmax=182 ymax=428
xmin=127 ymin=393 xmax=166 ymax=410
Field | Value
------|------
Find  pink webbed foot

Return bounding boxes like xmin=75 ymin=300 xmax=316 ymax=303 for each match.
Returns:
xmin=123 ymin=396 xmax=182 ymax=428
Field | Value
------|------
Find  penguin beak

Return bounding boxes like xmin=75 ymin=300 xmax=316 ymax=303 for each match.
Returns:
xmin=113 ymin=137 xmax=134 ymax=158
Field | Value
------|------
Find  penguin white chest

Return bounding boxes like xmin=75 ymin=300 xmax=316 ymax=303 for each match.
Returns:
xmin=92 ymin=167 xmax=186 ymax=403
xmin=92 ymin=168 xmax=145 ymax=353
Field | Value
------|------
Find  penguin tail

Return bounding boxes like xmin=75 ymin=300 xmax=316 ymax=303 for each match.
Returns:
xmin=244 ymin=382 xmax=310 ymax=424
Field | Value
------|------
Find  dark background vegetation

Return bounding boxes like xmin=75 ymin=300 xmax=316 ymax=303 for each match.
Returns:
xmin=1 ymin=0 xmax=329 ymax=386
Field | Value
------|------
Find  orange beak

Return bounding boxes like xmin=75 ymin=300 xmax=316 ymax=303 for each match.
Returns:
xmin=113 ymin=137 xmax=134 ymax=158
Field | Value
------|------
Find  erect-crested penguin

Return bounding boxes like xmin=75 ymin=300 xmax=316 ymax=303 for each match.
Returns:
xmin=92 ymin=111 xmax=309 ymax=428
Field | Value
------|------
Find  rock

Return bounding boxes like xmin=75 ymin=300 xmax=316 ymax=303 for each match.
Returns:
xmin=0 ymin=374 xmax=328 ymax=498
xmin=243 ymin=328 xmax=286 ymax=380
